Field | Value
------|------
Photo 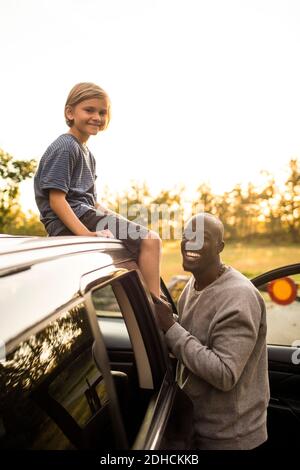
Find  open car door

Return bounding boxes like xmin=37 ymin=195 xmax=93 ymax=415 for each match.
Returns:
xmin=252 ymin=264 xmax=300 ymax=449
xmin=81 ymin=268 xmax=194 ymax=450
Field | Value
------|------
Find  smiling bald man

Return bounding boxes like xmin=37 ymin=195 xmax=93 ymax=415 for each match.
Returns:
xmin=154 ymin=213 xmax=270 ymax=450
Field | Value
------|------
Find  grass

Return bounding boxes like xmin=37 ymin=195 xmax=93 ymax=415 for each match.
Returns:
xmin=161 ymin=241 xmax=300 ymax=283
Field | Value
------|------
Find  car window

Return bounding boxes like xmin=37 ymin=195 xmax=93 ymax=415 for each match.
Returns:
xmin=91 ymin=283 xmax=133 ymax=352
xmin=258 ymin=274 xmax=300 ymax=347
xmin=87 ymin=273 xmax=168 ymax=447
xmin=0 ymin=302 xmax=116 ymax=450
xmin=92 ymin=283 xmax=123 ymax=318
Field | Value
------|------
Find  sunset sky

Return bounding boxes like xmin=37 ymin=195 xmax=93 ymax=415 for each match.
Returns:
xmin=1 ymin=0 xmax=300 ymax=212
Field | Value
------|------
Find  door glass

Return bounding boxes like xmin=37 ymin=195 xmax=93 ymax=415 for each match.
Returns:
xmin=92 ymin=284 xmax=122 ymax=318
xmin=90 ymin=281 xmax=155 ymax=446
xmin=258 ymin=274 xmax=300 ymax=346
xmin=0 ymin=303 xmax=115 ymax=450
xmin=91 ymin=283 xmax=132 ymax=349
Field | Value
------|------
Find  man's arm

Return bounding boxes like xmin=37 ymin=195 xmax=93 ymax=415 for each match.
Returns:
xmin=50 ymin=189 xmax=95 ymax=236
xmin=155 ymin=288 xmax=263 ymax=392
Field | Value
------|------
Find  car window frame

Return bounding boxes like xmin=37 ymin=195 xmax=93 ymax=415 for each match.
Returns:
xmin=81 ymin=265 xmax=172 ymax=389
xmin=251 ymin=263 xmax=300 ymax=360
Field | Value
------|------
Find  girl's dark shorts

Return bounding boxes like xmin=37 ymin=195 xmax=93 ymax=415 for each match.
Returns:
xmin=56 ymin=209 xmax=149 ymax=260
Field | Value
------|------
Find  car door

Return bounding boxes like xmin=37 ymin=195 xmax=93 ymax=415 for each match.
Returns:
xmin=251 ymin=263 xmax=300 ymax=448
xmin=81 ymin=266 xmax=194 ymax=450
xmin=0 ymin=290 xmax=127 ymax=450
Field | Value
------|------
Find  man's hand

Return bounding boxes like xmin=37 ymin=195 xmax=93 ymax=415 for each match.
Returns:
xmin=151 ymin=295 xmax=175 ymax=333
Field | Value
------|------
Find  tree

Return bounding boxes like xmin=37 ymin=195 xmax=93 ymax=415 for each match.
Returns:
xmin=227 ymin=184 xmax=246 ymax=239
xmin=0 ymin=148 xmax=37 ymax=232
xmin=259 ymin=172 xmax=282 ymax=242
xmin=152 ymin=185 xmax=185 ymax=241
xmin=195 ymin=183 xmax=215 ymax=214
xmin=281 ymin=159 xmax=300 ymax=242
xmin=214 ymin=192 xmax=236 ymax=240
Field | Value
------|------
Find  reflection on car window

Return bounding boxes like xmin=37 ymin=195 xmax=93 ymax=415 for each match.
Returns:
xmin=91 ymin=284 xmax=132 ymax=350
xmin=258 ymin=274 xmax=300 ymax=346
xmin=0 ymin=303 xmax=115 ymax=450
xmin=48 ymin=347 xmax=109 ymax=429
xmin=92 ymin=284 xmax=122 ymax=318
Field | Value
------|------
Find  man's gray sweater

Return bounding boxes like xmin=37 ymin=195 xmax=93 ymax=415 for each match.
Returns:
xmin=165 ymin=266 xmax=270 ymax=450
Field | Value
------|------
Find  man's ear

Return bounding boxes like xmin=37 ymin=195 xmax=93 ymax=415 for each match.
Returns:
xmin=218 ymin=241 xmax=225 ymax=253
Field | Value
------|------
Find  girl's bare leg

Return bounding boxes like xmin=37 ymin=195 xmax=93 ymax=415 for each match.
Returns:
xmin=138 ymin=231 xmax=162 ymax=297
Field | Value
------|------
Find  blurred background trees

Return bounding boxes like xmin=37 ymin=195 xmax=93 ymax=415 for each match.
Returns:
xmin=0 ymin=148 xmax=45 ymax=235
xmin=1 ymin=147 xmax=299 ymax=243
xmin=102 ymin=158 xmax=300 ymax=243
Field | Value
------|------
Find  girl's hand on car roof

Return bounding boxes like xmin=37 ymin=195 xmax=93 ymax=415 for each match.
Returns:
xmin=95 ymin=229 xmax=115 ymax=238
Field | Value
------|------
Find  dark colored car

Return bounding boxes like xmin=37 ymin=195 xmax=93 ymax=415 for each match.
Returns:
xmin=0 ymin=235 xmax=299 ymax=449
xmin=0 ymin=235 xmax=193 ymax=450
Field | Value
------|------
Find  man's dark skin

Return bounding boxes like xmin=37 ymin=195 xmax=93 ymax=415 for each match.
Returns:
xmin=154 ymin=213 xmax=225 ymax=332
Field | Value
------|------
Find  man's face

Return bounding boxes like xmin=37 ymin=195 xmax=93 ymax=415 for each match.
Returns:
xmin=181 ymin=218 xmax=220 ymax=274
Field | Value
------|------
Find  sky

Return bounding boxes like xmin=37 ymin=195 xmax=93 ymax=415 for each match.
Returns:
xmin=1 ymin=0 xmax=300 ymax=212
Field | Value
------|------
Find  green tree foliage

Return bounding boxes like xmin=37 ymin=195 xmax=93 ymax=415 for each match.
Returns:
xmin=196 ymin=183 xmax=215 ymax=214
xmin=116 ymin=181 xmax=152 ymax=226
xmin=280 ymin=159 xmax=300 ymax=242
xmin=1 ymin=145 xmax=299 ymax=244
xmin=86 ymin=157 xmax=300 ymax=244
xmin=151 ymin=185 xmax=185 ymax=239
xmin=260 ymin=173 xmax=282 ymax=242
xmin=3 ymin=211 xmax=46 ymax=236
xmin=0 ymin=148 xmax=38 ymax=233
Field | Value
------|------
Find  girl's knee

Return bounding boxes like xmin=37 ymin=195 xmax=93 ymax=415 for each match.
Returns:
xmin=142 ymin=230 xmax=162 ymax=248
xmin=147 ymin=230 xmax=161 ymax=242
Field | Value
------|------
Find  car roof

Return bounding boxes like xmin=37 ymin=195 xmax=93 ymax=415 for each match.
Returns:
xmin=0 ymin=235 xmax=134 ymax=345
xmin=0 ymin=235 xmax=130 ymax=276
xmin=0 ymin=234 xmax=121 ymax=253
xmin=0 ymin=234 xmax=38 ymax=250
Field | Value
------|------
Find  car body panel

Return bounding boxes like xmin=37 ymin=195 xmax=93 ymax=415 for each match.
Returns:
xmin=1 ymin=236 xmax=299 ymax=449
xmin=0 ymin=235 xmax=193 ymax=450
xmin=252 ymin=264 xmax=300 ymax=448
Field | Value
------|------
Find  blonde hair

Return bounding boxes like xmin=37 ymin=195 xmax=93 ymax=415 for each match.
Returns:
xmin=64 ymin=82 xmax=111 ymax=129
